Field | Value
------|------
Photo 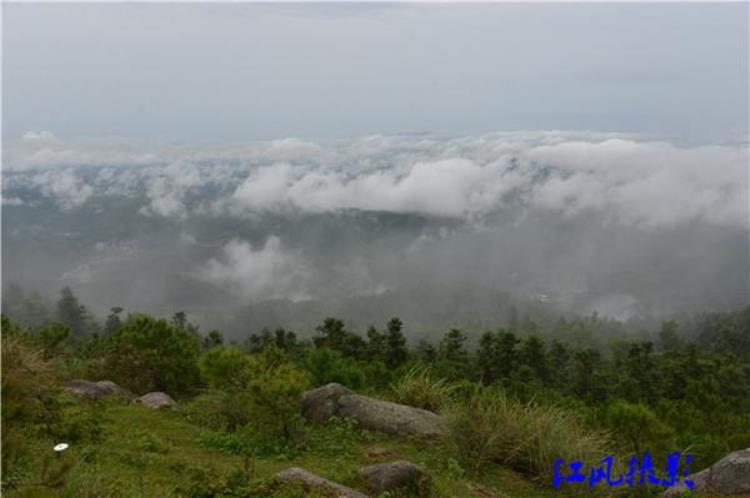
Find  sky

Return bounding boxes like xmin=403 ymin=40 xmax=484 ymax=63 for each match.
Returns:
xmin=3 ymin=2 xmax=748 ymax=144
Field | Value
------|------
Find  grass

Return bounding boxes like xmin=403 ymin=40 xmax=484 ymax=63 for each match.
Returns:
xmin=7 ymin=394 xmax=736 ymax=498
xmin=3 ymin=396 xmax=550 ymax=497
xmin=389 ymin=364 xmax=458 ymax=413
xmin=444 ymin=385 xmax=611 ymax=480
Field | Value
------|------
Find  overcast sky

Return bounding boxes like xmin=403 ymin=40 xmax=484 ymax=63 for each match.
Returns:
xmin=3 ymin=3 xmax=748 ymax=144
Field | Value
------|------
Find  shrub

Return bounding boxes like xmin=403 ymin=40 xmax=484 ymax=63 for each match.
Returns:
xmin=199 ymin=346 xmax=252 ymax=391
xmin=242 ymin=347 xmax=310 ymax=455
xmin=603 ymin=399 xmax=674 ymax=456
xmin=36 ymin=323 xmax=71 ymax=359
xmin=91 ymin=314 xmax=202 ymax=395
xmin=183 ymin=390 xmax=251 ymax=431
xmin=191 ymin=346 xmax=310 ymax=456
xmin=303 ymin=347 xmax=367 ymax=389
xmin=444 ymin=385 xmax=611 ymax=479
xmin=50 ymin=403 xmax=104 ymax=444
xmin=389 ymin=364 xmax=457 ymax=412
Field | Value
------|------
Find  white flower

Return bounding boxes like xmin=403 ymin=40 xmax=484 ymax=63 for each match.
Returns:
xmin=53 ymin=443 xmax=69 ymax=452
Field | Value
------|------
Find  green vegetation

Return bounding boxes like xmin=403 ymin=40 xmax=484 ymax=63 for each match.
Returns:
xmin=2 ymin=288 xmax=749 ymax=497
xmin=389 ymin=364 xmax=457 ymax=412
xmin=89 ymin=314 xmax=203 ymax=395
xmin=445 ymin=385 xmax=610 ymax=478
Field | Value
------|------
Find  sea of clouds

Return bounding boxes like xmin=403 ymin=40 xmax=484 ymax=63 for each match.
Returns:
xmin=3 ymin=130 xmax=748 ymax=326
xmin=5 ymin=130 xmax=747 ymax=227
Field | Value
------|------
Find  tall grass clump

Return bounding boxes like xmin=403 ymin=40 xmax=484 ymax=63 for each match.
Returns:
xmin=1 ymin=317 xmax=65 ymax=490
xmin=389 ymin=364 xmax=457 ymax=412
xmin=445 ymin=385 xmax=611 ymax=479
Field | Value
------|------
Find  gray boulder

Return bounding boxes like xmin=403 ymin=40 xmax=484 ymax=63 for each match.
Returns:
xmin=357 ymin=460 xmax=431 ymax=494
xmin=133 ymin=392 xmax=177 ymax=410
xmin=665 ymin=447 xmax=750 ymax=496
xmin=64 ymin=379 xmax=133 ymax=400
xmin=338 ymin=394 xmax=448 ymax=438
xmin=301 ymin=383 xmax=448 ymax=438
xmin=301 ymin=382 xmax=354 ymax=423
xmin=275 ymin=467 xmax=369 ymax=498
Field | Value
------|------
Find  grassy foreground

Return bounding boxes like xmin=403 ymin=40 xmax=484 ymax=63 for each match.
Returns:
xmin=8 ymin=397 xmax=541 ymax=498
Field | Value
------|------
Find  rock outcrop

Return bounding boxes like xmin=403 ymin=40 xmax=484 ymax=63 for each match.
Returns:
xmin=275 ymin=467 xmax=369 ymax=498
xmin=665 ymin=447 xmax=750 ymax=496
xmin=64 ymin=379 xmax=133 ymax=400
xmin=357 ymin=460 xmax=431 ymax=494
xmin=301 ymin=382 xmax=354 ymax=423
xmin=133 ymin=392 xmax=177 ymax=410
xmin=301 ymin=383 xmax=448 ymax=438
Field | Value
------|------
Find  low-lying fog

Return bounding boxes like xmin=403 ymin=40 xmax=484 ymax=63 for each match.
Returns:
xmin=3 ymin=131 xmax=747 ymax=337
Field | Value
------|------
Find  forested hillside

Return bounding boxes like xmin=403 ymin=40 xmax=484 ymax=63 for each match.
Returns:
xmin=2 ymin=288 xmax=748 ymax=497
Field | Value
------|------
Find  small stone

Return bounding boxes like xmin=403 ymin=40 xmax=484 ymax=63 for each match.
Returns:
xmin=133 ymin=392 xmax=177 ymax=410
xmin=64 ymin=379 xmax=133 ymax=400
xmin=357 ymin=460 xmax=431 ymax=494
xmin=275 ymin=467 xmax=369 ymax=498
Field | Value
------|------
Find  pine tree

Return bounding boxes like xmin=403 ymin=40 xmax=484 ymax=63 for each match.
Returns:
xmin=519 ymin=336 xmax=550 ymax=383
xmin=570 ymin=348 xmax=607 ymax=402
xmin=496 ymin=330 xmax=520 ymax=379
xmin=385 ymin=317 xmax=408 ymax=368
xmin=659 ymin=320 xmax=682 ymax=352
xmin=314 ymin=317 xmax=366 ymax=359
xmin=438 ymin=328 xmax=468 ymax=379
xmin=416 ymin=340 xmax=438 ymax=365
xmin=548 ymin=340 xmax=571 ymax=388
xmin=104 ymin=307 xmax=123 ymax=334
xmin=56 ymin=287 xmax=91 ymax=337
xmin=477 ymin=331 xmax=499 ymax=384
xmin=203 ymin=330 xmax=224 ymax=349
xmin=366 ymin=325 xmax=386 ymax=361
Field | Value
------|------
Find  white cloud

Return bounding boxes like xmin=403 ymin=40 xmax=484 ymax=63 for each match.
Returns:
xmin=4 ymin=131 xmax=747 ymax=229
xmin=29 ymin=169 xmax=94 ymax=209
xmin=139 ymin=162 xmax=204 ymax=218
xmin=1 ymin=197 xmax=25 ymax=206
xmin=21 ymin=130 xmax=59 ymax=142
xmin=195 ymin=237 xmax=310 ymax=300
xmin=525 ymin=139 xmax=748 ymax=228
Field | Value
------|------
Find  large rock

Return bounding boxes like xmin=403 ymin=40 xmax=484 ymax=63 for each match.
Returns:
xmin=338 ymin=394 xmax=448 ymax=438
xmin=64 ymin=379 xmax=133 ymax=400
xmin=301 ymin=383 xmax=448 ymax=438
xmin=275 ymin=467 xmax=369 ymax=498
xmin=665 ymin=447 xmax=750 ymax=496
xmin=133 ymin=392 xmax=177 ymax=410
xmin=357 ymin=460 xmax=431 ymax=494
xmin=301 ymin=382 xmax=354 ymax=423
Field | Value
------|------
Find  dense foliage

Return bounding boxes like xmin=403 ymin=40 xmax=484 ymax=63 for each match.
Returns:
xmin=2 ymin=286 xmax=749 ymax=496
xmin=87 ymin=314 xmax=203 ymax=395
